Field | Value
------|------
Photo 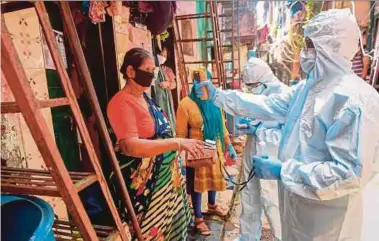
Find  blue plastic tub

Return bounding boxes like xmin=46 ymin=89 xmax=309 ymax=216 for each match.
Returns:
xmin=1 ymin=195 xmax=56 ymax=241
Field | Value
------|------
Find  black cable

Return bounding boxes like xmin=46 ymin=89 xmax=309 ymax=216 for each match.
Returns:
xmin=217 ymin=151 xmax=256 ymax=193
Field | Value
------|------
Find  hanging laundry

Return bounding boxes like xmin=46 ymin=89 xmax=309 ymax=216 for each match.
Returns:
xmin=107 ymin=1 xmax=122 ymax=17
xmin=138 ymin=1 xmax=154 ymax=13
xmin=258 ymin=24 xmax=269 ymax=44
xmin=146 ymin=2 xmax=177 ymax=35
xmin=88 ymin=1 xmax=108 ymax=24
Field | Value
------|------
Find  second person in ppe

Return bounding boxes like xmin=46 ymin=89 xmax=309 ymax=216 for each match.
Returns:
xmin=196 ymin=9 xmax=379 ymax=241
xmin=236 ymin=57 xmax=288 ymax=241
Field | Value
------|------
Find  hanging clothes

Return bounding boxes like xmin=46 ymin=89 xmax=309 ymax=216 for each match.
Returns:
xmin=146 ymin=2 xmax=177 ymax=35
xmin=152 ymin=66 xmax=177 ymax=135
xmin=106 ymin=1 xmax=122 ymax=17
xmin=88 ymin=1 xmax=108 ymax=24
xmin=258 ymin=24 xmax=269 ymax=44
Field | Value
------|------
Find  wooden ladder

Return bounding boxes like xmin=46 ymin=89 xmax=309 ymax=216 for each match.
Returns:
xmin=1 ymin=2 xmax=143 ymax=241
xmin=173 ymin=1 xmax=228 ymax=97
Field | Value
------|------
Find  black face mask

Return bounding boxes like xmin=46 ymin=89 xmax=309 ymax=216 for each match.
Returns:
xmin=133 ymin=68 xmax=154 ymax=87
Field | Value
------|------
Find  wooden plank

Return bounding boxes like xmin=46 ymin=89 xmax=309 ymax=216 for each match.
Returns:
xmin=58 ymin=2 xmax=138 ymax=241
xmin=1 ymin=11 xmax=99 ymax=241
xmin=175 ymin=13 xmax=210 ymax=20
xmin=1 ymin=177 xmax=56 ymax=187
xmin=173 ymin=18 xmax=189 ymax=96
xmin=35 ymin=3 xmax=129 ymax=241
xmin=1 ymin=98 xmax=69 ymax=113
xmin=184 ymin=60 xmax=233 ymax=64
xmin=1 ymin=167 xmax=92 ymax=180
xmin=1 ymin=174 xmax=56 ymax=186
xmin=1 ymin=183 xmax=59 ymax=196
xmin=177 ymin=37 xmax=213 ymax=43
xmin=53 ymin=219 xmax=120 ymax=241
xmin=74 ymin=174 xmax=97 ymax=193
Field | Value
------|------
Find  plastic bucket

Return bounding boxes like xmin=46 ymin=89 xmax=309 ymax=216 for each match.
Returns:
xmin=1 ymin=195 xmax=56 ymax=241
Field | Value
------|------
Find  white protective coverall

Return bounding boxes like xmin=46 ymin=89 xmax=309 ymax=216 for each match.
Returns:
xmin=213 ymin=9 xmax=379 ymax=241
xmin=239 ymin=57 xmax=288 ymax=241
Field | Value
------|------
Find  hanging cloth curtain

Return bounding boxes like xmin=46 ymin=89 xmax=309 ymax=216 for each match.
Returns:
xmin=151 ymin=39 xmax=176 ymax=135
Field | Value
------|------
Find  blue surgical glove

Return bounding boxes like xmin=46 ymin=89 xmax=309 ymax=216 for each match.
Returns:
xmin=246 ymin=124 xmax=258 ymax=135
xmin=252 ymin=155 xmax=282 ymax=180
xmin=195 ymin=81 xmax=216 ymax=100
xmin=236 ymin=122 xmax=259 ymax=135
xmin=238 ymin=117 xmax=253 ymax=125
xmin=227 ymin=144 xmax=237 ymax=160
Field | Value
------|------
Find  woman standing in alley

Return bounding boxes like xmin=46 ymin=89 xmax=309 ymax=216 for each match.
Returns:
xmin=176 ymin=68 xmax=237 ymax=236
xmin=107 ymin=48 xmax=204 ymax=240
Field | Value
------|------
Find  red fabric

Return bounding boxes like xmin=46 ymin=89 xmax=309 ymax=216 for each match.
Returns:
xmin=89 ymin=1 xmax=108 ymax=24
xmin=107 ymin=91 xmax=155 ymax=141
xmin=258 ymin=24 xmax=269 ymax=44
xmin=224 ymin=152 xmax=234 ymax=166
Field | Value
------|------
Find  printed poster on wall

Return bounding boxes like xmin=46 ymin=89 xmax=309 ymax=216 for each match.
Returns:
xmin=42 ymin=30 xmax=67 ymax=70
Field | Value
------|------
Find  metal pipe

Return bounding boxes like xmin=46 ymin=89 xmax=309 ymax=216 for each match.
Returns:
xmin=177 ymin=37 xmax=213 ymax=43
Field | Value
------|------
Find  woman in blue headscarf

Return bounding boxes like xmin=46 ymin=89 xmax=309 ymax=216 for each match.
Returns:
xmin=176 ymin=69 xmax=237 ymax=236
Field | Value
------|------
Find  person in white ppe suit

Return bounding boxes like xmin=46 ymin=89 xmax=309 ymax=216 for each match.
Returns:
xmin=195 ymin=9 xmax=379 ymax=241
xmin=236 ymin=57 xmax=288 ymax=241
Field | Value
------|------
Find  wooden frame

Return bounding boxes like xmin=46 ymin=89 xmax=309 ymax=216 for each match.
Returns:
xmin=57 ymin=2 xmax=143 ymax=240
xmin=1 ymin=2 xmax=134 ymax=240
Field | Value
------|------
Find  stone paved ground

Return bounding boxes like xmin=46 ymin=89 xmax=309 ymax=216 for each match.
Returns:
xmin=187 ymin=158 xmax=274 ymax=241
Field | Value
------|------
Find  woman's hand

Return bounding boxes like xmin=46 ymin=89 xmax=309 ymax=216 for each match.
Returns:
xmin=177 ymin=138 xmax=205 ymax=158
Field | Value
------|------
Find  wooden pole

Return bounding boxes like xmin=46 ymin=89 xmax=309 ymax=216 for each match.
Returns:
xmin=1 ymin=18 xmax=99 ymax=241
xmin=57 ymin=2 xmax=143 ymax=240
xmin=33 ymin=2 xmax=129 ymax=241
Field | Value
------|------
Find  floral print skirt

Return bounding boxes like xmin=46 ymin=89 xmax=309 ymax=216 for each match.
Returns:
xmin=108 ymin=151 xmax=191 ymax=241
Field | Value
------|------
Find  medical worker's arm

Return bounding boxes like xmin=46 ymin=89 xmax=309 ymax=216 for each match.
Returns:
xmin=213 ymin=88 xmax=292 ymax=122
xmin=280 ymin=108 xmax=362 ymax=201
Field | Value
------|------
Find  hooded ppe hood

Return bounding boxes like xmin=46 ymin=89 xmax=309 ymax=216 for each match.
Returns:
xmin=242 ymin=57 xmax=287 ymax=96
xmin=303 ymin=8 xmax=359 ymax=84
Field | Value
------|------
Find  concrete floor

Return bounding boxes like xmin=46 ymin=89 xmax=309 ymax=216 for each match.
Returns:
xmin=187 ymin=163 xmax=274 ymax=241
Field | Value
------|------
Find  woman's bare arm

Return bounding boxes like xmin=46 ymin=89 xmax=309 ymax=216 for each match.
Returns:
xmin=119 ymin=137 xmax=204 ymax=158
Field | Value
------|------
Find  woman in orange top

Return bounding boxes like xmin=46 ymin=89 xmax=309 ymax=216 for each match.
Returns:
xmin=107 ymin=48 xmax=204 ymax=240
xmin=176 ymin=76 xmax=237 ymax=236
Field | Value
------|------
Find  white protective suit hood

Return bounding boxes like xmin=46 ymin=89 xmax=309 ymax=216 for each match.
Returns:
xmin=242 ymin=57 xmax=286 ymax=96
xmin=239 ymin=57 xmax=285 ymax=241
xmin=304 ymin=8 xmax=359 ymax=83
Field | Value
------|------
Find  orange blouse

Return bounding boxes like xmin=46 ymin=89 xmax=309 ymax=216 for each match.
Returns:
xmin=107 ymin=91 xmax=155 ymax=140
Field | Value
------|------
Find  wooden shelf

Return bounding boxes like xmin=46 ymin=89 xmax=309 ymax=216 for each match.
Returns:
xmin=1 ymin=167 xmax=97 ymax=197
xmin=53 ymin=219 xmax=123 ymax=241
xmin=1 ymin=98 xmax=69 ymax=114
